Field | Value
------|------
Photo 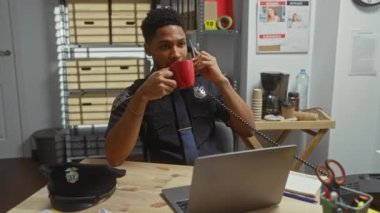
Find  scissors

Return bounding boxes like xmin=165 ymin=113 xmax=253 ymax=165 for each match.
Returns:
xmin=315 ymin=159 xmax=346 ymax=196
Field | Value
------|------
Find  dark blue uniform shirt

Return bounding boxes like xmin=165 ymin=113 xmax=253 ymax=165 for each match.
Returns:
xmin=106 ymin=75 xmax=230 ymax=164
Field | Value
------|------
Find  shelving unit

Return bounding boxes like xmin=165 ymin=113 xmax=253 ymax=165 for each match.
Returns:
xmin=54 ymin=0 xmax=151 ymax=162
xmin=196 ymin=0 xmax=241 ymax=91
xmin=196 ymin=0 xmax=242 ymax=150
xmin=53 ymin=0 xmax=243 ymax=161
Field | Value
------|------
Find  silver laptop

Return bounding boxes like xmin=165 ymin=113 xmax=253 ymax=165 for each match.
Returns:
xmin=162 ymin=145 xmax=297 ymax=213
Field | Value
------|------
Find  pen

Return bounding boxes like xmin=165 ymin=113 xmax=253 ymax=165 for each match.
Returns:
xmin=283 ymin=191 xmax=318 ymax=204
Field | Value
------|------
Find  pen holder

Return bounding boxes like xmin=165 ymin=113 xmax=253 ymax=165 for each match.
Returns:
xmin=320 ymin=186 xmax=373 ymax=213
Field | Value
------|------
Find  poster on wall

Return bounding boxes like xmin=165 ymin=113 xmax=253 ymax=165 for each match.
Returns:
xmin=257 ymin=0 xmax=311 ymax=53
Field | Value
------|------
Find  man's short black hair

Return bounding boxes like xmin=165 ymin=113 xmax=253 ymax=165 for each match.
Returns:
xmin=141 ymin=7 xmax=185 ymax=43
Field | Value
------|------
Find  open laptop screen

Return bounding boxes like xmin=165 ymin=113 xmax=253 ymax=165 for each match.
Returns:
xmin=162 ymin=145 xmax=297 ymax=213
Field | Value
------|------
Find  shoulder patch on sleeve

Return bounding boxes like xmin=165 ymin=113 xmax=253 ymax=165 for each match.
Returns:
xmin=112 ymin=91 xmax=132 ymax=111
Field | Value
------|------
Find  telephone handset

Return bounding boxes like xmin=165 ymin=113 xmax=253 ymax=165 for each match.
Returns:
xmin=193 ymin=86 xmax=318 ymax=171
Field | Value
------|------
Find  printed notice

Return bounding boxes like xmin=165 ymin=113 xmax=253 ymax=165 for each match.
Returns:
xmin=257 ymin=0 xmax=311 ymax=53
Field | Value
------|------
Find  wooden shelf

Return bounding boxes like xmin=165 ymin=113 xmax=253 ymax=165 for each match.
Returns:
xmin=244 ymin=109 xmax=336 ymax=171
xmin=255 ymin=108 xmax=335 ymax=130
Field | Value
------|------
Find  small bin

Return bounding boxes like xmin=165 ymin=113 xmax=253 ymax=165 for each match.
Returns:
xmin=320 ymin=186 xmax=373 ymax=213
xmin=33 ymin=128 xmax=64 ymax=164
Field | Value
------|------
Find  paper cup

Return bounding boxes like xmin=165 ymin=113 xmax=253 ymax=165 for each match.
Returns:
xmin=252 ymin=89 xmax=263 ymax=100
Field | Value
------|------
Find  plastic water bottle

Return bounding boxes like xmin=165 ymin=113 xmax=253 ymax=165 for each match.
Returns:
xmin=295 ymin=69 xmax=309 ymax=110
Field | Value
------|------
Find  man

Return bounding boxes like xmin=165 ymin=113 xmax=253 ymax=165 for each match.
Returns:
xmin=105 ymin=8 xmax=254 ymax=166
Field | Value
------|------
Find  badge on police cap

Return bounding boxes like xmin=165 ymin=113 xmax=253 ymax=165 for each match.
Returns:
xmin=65 ymin=167 xmax=79 ymax=183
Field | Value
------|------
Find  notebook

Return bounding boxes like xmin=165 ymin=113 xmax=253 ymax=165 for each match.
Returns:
xmin=162 ymin=145 xmax=297 ymax=213
xmin=285 ymin=171 xmax=322 ymax=198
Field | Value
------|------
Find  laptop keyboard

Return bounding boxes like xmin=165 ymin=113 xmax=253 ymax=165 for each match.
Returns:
xmin=176 ymin=199 xmax=189 ymax=212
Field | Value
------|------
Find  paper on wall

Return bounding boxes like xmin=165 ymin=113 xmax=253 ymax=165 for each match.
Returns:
xmin=257 ymin=0 xmax=311 ymax=53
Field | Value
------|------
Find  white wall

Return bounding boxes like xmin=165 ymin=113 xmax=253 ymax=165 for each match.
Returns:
xmin=307 ymin=0 xmax=340 ymax=173
xmin=11 ymin=0 xmax=61 ymax=156
xmin=242 ymin=0 xmax=380 ymax=175
xmin=329 ymin=2 xmax=380 ymax=174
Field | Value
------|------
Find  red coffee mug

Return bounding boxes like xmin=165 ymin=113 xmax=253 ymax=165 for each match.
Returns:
xmin=170 ymin=60 xmax=195 ymax=89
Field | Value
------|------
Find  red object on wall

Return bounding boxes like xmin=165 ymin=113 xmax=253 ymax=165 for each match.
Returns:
xmin=204 ymin=0 xmax=235 ymax=30
xmin=216 ymin=0 xmax=234 ymax=29
xmin=217 ymin=0 xmax=233 ymax=17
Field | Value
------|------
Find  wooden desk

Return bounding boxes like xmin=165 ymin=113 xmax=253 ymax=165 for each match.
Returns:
xmin=11 ymin=159 xmax=322 ymax=213
xmin=244 ymin=108 xmax=335 ymax=171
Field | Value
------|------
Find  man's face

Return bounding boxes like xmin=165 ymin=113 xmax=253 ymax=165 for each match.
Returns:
xmin=144 ymin=25 xmax=188 ymax=70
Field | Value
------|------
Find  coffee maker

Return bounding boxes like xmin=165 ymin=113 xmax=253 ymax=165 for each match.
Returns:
xmin=261 ymin=72 xmax=289 ymax=116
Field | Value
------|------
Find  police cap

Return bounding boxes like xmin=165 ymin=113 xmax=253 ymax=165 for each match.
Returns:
xmin=41 ymin=163 xmax=126 ymax=212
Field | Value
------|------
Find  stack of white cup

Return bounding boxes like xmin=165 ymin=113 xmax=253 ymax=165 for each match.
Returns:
xmin=252 ymin=89 xmax=263 ymax=121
